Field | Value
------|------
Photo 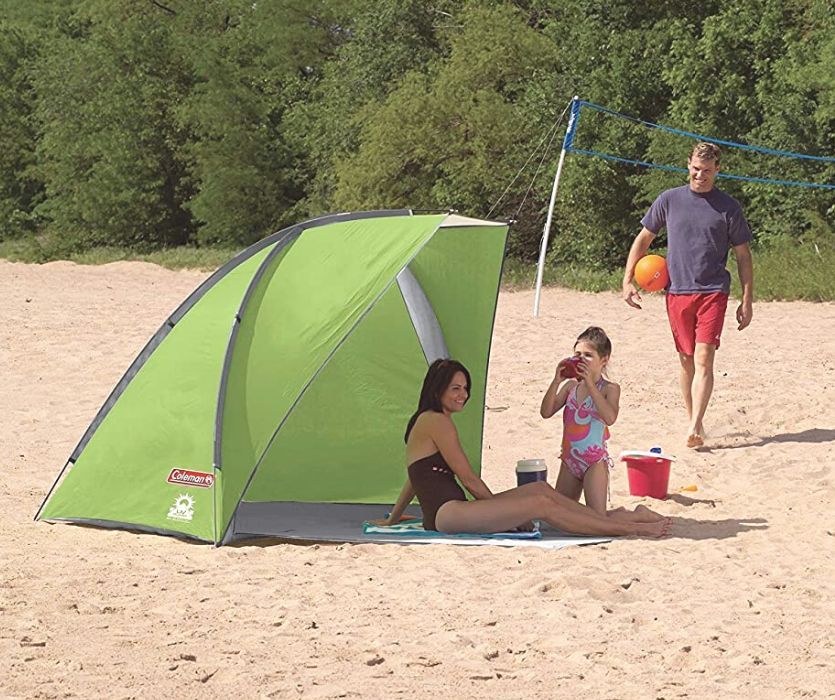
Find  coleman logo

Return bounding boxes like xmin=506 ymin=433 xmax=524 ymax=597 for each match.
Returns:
xmin=167 ymin=469 xmax=214 ymax=488
xmin=167 ymin=494 xmax=195 ymax=522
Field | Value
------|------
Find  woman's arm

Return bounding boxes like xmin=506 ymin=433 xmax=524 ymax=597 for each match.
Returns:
xmin=431 ymin=414 xmax=494 ymax=500
xmin=369 ymin=477 xmax=416 ymax=526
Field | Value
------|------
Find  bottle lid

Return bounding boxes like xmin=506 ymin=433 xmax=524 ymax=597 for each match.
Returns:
xmin=516 ymin=458 xmax=547 ymax=472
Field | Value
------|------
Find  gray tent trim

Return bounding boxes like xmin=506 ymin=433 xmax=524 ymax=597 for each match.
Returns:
xmin=396 ymin=266 xmax=449 ymax=364
xmin=212 ymin=228 xmax=302 ymax=471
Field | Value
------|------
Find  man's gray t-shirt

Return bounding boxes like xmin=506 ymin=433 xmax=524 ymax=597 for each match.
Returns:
xmin=641 ymin=185 xmax=752 ymax=294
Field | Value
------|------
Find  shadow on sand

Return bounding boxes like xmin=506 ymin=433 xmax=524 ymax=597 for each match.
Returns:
xmin=668 ymin=515 xmax=768 ymax=540
xmin=663 ymin=493 xmax=768 ymax=540
xmin=666 ymin=492 xmax=719 ymax=507
xmin=704 ymin=427 xmax=835 ymax=451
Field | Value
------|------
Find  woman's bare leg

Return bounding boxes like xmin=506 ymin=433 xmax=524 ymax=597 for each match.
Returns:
xmin=498 ymin=477 xmax=666 ymax=526
xmin=436 ymin=483 xmax=669 ymax=537
xmin=496 ymin=482 xmax=663 ymax=526
xmin=608 ymin=504 xmax=667 ymax=523
xmin=435 ymin=491 xmax=552 ymax=534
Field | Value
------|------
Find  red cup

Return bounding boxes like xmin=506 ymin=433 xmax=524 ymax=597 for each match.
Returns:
xmin=561 ymin=356 xmax=582 ymax=378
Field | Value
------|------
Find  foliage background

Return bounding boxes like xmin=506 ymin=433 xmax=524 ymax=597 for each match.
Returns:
xmin=1 ymin=0 xmax=832 ymax=281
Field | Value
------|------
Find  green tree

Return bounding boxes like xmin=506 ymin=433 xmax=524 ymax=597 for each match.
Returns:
xmin=285 ymin=0 xmax=456 ymax=217
xmin=177 ymin=1 xmax=349 ymax=246
xmin=329 ymin=2 xmax=562 ymax=257
xmin=33 ymin=1 xmax=194 ymax=252
xmin=0 ymin=24 xmax=41 ymax=238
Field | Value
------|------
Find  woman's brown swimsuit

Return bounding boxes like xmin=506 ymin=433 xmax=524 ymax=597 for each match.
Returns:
xmin=407 ymin=452 xmax=466 ymax=531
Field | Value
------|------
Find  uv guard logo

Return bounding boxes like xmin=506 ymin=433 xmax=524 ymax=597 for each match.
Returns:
xmin=167 ymin=469 xmax=215 ymax=488
xmin=167 ymin=494 xmax=195 ymax=522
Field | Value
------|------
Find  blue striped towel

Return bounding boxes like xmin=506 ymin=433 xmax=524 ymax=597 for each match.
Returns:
xmin=362 ymin=518 xmax=541 ymax=540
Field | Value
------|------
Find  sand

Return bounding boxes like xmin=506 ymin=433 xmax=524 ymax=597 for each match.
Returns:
xmin=1 ymin=259 xmax=834 ymax=699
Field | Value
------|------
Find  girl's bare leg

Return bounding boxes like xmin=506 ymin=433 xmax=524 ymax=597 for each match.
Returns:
xmin=583 ymin=462 xmax=666 ymax=523
xmin=582 ymin=461 xmax=609 ymax=515
xmin=555 ymin=461 xmax=583 ymax=501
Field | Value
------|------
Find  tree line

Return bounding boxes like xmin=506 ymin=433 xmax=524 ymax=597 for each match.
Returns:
xmin=1 ymin=0 xmax=832 ymax=268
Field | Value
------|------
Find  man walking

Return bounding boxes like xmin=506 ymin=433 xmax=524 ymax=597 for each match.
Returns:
xmin=622 ymin=142 xmax=754 ymax=448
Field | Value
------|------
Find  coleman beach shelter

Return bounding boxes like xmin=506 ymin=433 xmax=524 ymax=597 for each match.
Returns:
xmin=35 ymin=210 xmax=510 ymax=545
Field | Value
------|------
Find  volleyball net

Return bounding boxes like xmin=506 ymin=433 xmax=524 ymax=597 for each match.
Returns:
xmin=565 ymin=99 xmax=835 ymax=190
xmin=532 ymin=97 xmax=834 ymax=315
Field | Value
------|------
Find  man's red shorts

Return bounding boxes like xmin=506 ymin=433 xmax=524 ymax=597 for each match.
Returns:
xmin=665 ymin=292 xmax=729 ymax=356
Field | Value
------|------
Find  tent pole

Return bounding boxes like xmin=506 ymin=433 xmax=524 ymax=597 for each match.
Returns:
xmin=533 ymin=95 xmax=581 ymax=318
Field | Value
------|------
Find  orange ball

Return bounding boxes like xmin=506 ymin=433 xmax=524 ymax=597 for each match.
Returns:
xmin=634 ymin=254 xmax=669 ymax=292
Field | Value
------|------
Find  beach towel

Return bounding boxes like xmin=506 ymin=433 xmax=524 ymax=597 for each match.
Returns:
xmin=362 ymin=518 xmax=541 ymax=540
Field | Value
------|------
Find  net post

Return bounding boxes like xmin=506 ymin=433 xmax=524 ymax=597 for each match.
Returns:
xmin=534 ymin=96 xmax=580 ymax=317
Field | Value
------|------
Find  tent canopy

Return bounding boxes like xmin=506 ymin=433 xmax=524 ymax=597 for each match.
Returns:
xmin=36 ymin=210 xmax=509 ymax=545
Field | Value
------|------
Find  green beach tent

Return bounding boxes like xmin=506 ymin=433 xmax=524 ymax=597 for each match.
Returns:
xmin=36 ymin=210 xmax=509 ymax=545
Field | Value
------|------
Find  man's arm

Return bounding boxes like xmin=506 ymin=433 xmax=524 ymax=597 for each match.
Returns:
xmin=733 ymin=242 xmax=753 ymax=330
xmin=622 ymin=227 xmax=656 ymax=309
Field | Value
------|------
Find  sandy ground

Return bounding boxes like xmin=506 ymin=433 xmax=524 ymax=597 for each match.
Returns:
xmin=1 ymin=259 xmax=834 ymax=699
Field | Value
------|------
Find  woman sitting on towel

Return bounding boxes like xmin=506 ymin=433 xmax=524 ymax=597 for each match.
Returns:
xmin=371 ymin=359 xmax=669 ymax=538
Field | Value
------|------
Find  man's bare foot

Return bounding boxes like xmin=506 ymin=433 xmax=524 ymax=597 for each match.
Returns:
xmin=686 ymin=433 xmax=704 ymax=448
xmin=634 ymin=518 xmax=672 ymax=538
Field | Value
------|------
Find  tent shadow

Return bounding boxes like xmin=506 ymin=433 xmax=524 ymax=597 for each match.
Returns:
xmin=669 ymin=516 xmax=768 ymax=540
xmin=63 ymin=521 xmax=209 ymax=546
xmin=229 ymin=536 xmax=340 ymax=548
xmin=705 ymin=427 xmax=835 ymax=451
xmin=65 ymin=523 xmax=353 ymax=548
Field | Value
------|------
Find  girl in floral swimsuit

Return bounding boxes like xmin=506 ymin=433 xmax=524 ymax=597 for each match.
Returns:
xmin=541 ymin=327 xmax=621 ymax=516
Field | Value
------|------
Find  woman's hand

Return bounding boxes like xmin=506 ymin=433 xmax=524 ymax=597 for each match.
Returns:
xmin=514 ymin=520 xmax=537 ymax=532
xmin=368 ymin=517 xmax=395 ymax=527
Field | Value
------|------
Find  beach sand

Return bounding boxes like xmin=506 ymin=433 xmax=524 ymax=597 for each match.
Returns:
xmin=1 ymin=259 xmax=833 ymax=698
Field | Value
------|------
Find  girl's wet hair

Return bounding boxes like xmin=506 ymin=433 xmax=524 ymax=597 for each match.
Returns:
xmin=574 ymin=326 xmax=612 ymax=358
xmin=405 ymin=358 xmax=471 ymax=443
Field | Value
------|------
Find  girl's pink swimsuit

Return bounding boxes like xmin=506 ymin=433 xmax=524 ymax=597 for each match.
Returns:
xmin=561 ymin=378 xmax=613 ymax=479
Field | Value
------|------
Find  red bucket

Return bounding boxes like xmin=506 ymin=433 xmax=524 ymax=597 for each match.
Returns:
xmin=620 ymin=452 xmax=674 ymax=499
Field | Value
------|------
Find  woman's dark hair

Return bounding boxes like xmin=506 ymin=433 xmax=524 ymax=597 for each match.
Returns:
xmin=574 ymin=326 xmax=612 ymax=357
xmin=404 ymin=359 xmax=471 ymax=443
